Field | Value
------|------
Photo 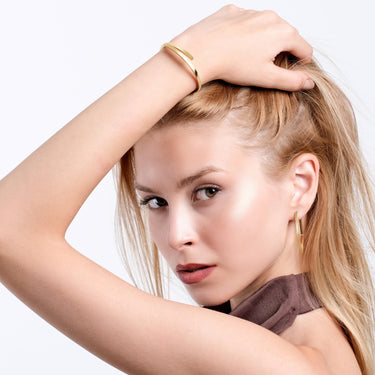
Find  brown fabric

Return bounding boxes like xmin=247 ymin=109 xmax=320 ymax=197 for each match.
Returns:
xmin=205 ymin=273 xmax=322 ymax=335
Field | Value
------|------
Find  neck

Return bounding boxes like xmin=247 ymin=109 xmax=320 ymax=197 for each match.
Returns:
xmin=230 ymin=221 xmax=305 ymax=310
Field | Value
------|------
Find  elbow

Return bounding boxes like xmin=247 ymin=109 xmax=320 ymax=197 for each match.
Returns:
xmin=0 ymin=215 xmax=22 ymax=261
xmin=297 ymin=346 xmax=331 ymax=375
xmin=0 ymin=207 xmax=42 ymax=260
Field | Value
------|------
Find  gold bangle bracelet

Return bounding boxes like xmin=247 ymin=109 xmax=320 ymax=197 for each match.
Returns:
xmin=161 ymin=42 xmax=202 ymax=92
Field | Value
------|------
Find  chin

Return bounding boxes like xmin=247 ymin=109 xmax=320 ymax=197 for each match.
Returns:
xmin=187 ymin=288 xmax=233 ymax=307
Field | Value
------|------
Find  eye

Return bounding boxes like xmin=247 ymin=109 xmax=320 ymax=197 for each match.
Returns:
xmin=139 ymin=197 xmax=167 ymax=209
xmin=195 ymin=186 xmax=220 ymax=201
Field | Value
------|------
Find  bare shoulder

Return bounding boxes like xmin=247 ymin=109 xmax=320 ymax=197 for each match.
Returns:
xmin=280 ymin=308 xmax=361 ymax=375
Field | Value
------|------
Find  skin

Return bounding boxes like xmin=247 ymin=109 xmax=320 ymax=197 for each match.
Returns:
xmin=0 ymin=5 xmax=362 ymax=375
xmin=134 ymin=121 xmax=303 ymax=308
xmin=134 ymin=120 xmax=362 ymax=374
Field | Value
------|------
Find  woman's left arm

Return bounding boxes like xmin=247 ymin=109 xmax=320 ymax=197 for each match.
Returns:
xmin=0 ymin=6 xmax=327 ymax=375
xmin=0 ymin=239 xmax=328 ymax=375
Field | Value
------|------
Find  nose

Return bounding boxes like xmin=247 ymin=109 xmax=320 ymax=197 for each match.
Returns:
xmin=167 ymin=205 xmax=197 ymax=251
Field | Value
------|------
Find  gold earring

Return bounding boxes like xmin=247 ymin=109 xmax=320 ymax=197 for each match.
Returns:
xmin=295 ymin=211 xmax=304 ymax=254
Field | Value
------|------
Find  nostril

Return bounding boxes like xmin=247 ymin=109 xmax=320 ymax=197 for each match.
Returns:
xmin=185 ymin=241 xmax=193 ymax=246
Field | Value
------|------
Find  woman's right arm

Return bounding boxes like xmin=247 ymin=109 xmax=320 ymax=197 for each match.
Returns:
xmin=0 ymin=6 xmax=320 ymax=375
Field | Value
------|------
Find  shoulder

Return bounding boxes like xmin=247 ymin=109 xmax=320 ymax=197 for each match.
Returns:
xmin=279 ymin=308 xmax=361 ymax=375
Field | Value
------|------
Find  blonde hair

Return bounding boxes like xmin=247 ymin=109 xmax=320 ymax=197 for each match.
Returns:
xmin=116 ymin=54 xmax=375 ymax=374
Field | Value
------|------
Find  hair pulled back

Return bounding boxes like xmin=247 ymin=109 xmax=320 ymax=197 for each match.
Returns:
xmin=116 ymin=54 xmax=375 ymax=374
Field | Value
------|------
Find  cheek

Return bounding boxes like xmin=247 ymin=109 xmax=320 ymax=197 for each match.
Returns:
xmin=147 ymin=214 xmax=164 ymax=246
xmin=211 ymin=185 xmax=288 ymax=261
xmin=147 ymin=213 xmax=172 ymax=260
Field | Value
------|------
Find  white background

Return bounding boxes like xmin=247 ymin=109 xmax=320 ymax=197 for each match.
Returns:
xmin=1 ymin=0 xmax=374 ymax=374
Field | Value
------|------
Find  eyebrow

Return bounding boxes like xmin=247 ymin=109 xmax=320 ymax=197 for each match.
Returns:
xmin=135 ymin=166 xmax=225 ymax=193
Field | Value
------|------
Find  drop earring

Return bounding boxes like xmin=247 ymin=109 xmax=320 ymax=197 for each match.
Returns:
xmin=295 ymin=211 xmax=304 ymax=254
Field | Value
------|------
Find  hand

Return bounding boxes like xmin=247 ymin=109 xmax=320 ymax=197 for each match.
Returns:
xmin=171 ymin=5 xmax=314 ymax=91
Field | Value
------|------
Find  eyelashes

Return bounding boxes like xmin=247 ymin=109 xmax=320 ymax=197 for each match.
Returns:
xmin=138 ymin=185 xmax=221 ymax=209
xmin=195 ymin=186 xmax=220 ymax=201
xmin=139 ymin=196 xmax=167 ymax=209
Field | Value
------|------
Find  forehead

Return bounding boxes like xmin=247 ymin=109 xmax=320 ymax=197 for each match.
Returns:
xmin=133 ymin=121 xmax=258 ymax=185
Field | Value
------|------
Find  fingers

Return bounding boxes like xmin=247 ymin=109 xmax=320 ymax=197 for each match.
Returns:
xmin=263 ymin=65 xmax=315 ymax=91
xmin=175 ymin=5 xmax=315 ymax=91
xmin=255 ymin=11 xmax=314 ymax=90
xmin=283 ymin=29 xmax=313 ymax=65
xmin=253 ymin=10 xmax=313 ymax=65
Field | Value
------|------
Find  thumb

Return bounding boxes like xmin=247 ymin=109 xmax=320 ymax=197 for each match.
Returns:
xmin=263 ymin=65 xmax=315 ymax=91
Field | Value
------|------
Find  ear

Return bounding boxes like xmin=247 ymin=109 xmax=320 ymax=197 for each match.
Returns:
xmin=289 ymin=153 xmax=320 ymax=219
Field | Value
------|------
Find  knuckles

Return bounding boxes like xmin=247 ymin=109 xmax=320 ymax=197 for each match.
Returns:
xmin=281 ymin=24 xmax=299 ymax=38
xmin=259 ymin=9 xmax=281 ymax=23
xmin=220 ymin=4 xmax=241 ymax=13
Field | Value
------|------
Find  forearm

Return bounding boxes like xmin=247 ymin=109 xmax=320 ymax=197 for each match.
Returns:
xmin=0 ymin=7 xmax=323 ymax=374
xmin=0 ymin=239 xmax=324 ymax=375
xmin=0 ymin=50 xmax=195 ymax=240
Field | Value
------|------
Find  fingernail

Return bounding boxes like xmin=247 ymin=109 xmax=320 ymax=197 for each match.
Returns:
xmin=303 ymin=79 xmax=315 ymax=90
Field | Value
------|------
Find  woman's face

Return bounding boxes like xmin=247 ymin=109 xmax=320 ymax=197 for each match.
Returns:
xmin=134 ymin=120 xmax=297 ymax=307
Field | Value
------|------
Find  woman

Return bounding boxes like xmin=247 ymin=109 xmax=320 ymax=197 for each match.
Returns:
xmin=0 ymin=5 xmax=373 ymax=375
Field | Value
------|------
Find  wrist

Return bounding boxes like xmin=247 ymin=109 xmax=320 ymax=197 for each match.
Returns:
xmin=145 ymin=48 xmax=197 ymax=95
xmin=161 ymin=43 xmax=202 ymax=92
xmin=168 ymin=35 xmax=215 ymax=86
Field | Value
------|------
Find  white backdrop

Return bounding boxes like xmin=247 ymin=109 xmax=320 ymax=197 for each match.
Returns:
xmin=1 ymin=1 xmax=374 ymax=374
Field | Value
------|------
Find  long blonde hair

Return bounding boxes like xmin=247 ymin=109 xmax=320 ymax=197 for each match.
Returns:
xmin=116 ymin=54 xmax=375 ymax=374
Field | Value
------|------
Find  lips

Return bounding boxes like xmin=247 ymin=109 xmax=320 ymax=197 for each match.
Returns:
xmin=176 ymin=263 xmax=215 ymax=284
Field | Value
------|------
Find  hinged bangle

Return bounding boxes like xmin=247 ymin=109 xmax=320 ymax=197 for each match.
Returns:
xmin=161 ymin=42 xmax=202 ymax=92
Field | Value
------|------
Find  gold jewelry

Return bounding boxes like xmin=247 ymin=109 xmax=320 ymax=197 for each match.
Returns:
xmin=161 ymin=42 xmax=202 ymax=92
xmin=295 ymin=211 xmax=304 ymax=254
